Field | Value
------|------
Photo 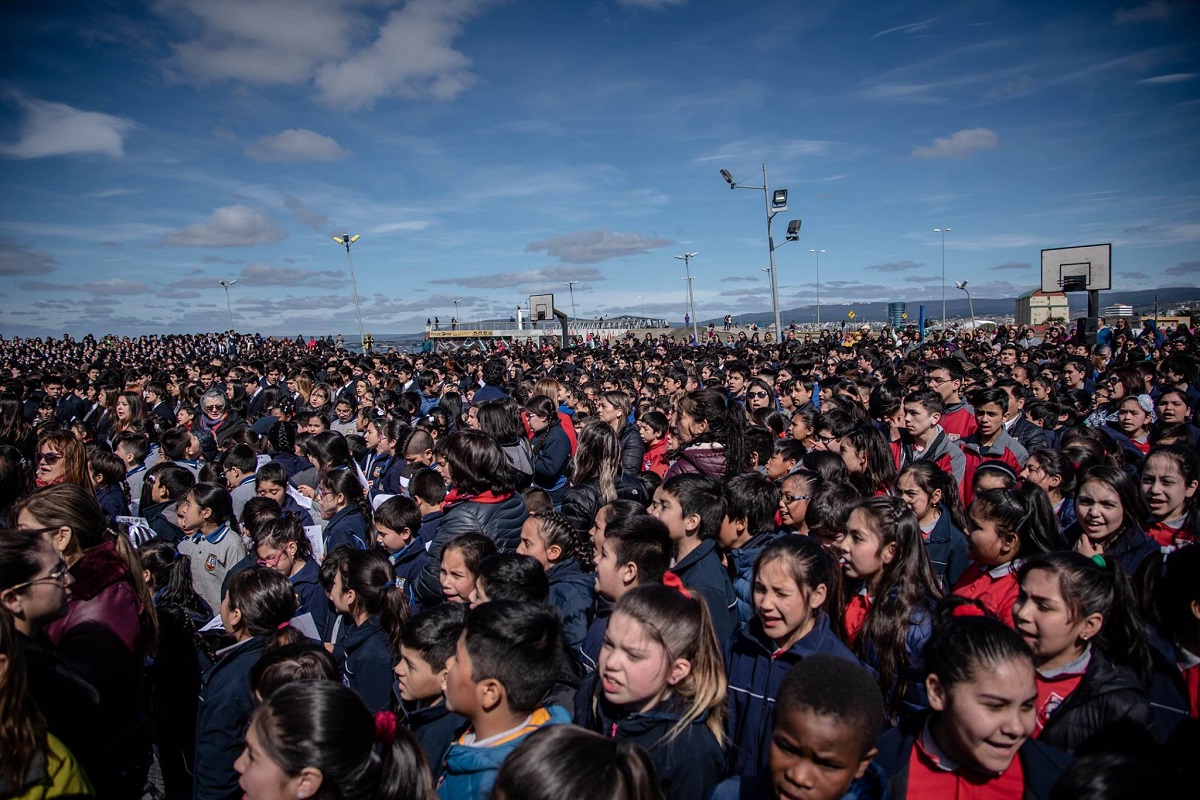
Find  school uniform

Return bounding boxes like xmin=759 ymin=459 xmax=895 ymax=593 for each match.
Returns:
xmin=577 ymin=603 xmax=610 ymax=673
xmin=96 ymin=482 xmax=129 ymax=520
xmin=670 ymin=539 xmax=739 ymax=643
xmin=323 ymin=505 xmax=370 ymax=553
xmin=960 ymin=427 xmax=1029 ymax=471
xmin=712 ymin=762 xmax=888 ymax=800
xmin=921 ymin=509 xmax=969 ymax=588
xmin=125 ymin=463 xmax=148 ymax=510
xmin=437 ymin=705 xmax=572 ymax=800
xmin=728 ymin=529 xmax=788 ymax=623
xmin=372 ymin=455 xmax=406 ymax=499
xmin=334 ymin=613 xmax=395 ymax=712
xmin=386 ymin=538 xmax=428 ymax=612
xmin=279 ymin=492 xmax=315 ymax=526
xmin=289 ymin=559 xmax=333 ymax=641
xmin=1065 ymin=524 xmax=1159 ymax=577
xmin=194 ymin=635 xmax=269 ymax=800
xmin=401 ymin=700 xmax=466 ymax=781
xmin=952 ymin=560 xmax=1020 ymax=625
xmin=1035 ymin=647 xmax=1155 ymax=754
xmin=178 ymin=524 xmax=247 ymax=614
xmin=939 ymin=401 xmax=977 ymax=441
xmin=547 ymin=557 xmax=594 ymax=652
xmin=418 ymin=510 xmax=443 ymax=547
xmin=1145 ymin=517 xmax=1194 ymax=549
xmin=723 ymin=612 xmax=859 ymax=777
xmin=142 ymin=500 xmax=187 ymax=544
xmin=229 ymin=475 xmax=256 ymax=521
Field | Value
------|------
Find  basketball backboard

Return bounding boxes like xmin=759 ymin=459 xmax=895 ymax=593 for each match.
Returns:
xmin=1041 ymin=243 xmax=1111 ymax=293
xmin=530 ymin=293 xmax=554 ymax=321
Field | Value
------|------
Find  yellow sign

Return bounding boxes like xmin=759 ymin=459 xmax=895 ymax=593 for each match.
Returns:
xmin=901 ymin=313 xmax=908 ymax=320
xmin=848 ymin=311 xmax=856 ymax=319
xmin=428 ymin=330 xmax=493 ymax=338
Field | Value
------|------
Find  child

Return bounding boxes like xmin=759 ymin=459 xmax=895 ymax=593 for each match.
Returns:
xmin=896 ymin=462 xmax=970 ymax=588
xmin=574 ymin=584 xmax=727 ymax=800
xmin=410 ymin=467 xmax=446 ymax=546
xmin=439 ymin=532 xmax=497 ymax=604
xmin=194 ymin=567 xmax=304 ymax=800
xmin=973 ymin=459 xmax=1019 ymax=495
xmin=140 ymin=463 xmax=196 ymax=544
xmin=589 ymin=497 xmax=645 ymax=563
xmin=439 ymin=600 xmax=571 ymax=800
xmin=961 ymin=387 xmax=1028 ymax=470
xmin=840 ymin=425 xmax=898 ymax=496
xmin=521 ymin=486 xmax=553 ymax=516
xmin=778 ymin=469 xmax=822 ymax=535
xmin=953 ymin=484 xmax=1066 ymax=623
xmin=331 ymin=548 xmax=410 ymax=712
xmin=1140 ymin=444 xmax=1199 ymax=549
xmin=765 ymin=438 xmax=806 ymax=483
xmin=394 ymin=603 xmax=468 ymax=778
xmin=376 ymin=495 xmax=429 ymax=608
xmin=89 ymin=447 xmax=131 ymax=519
xmin=318 ymin=467 xmax=373 ymax=552
xmin=718 ymin=471 xmax=785 ymax=622
xmin=806 ymin=483 xmax=859 ymax=553
xmin=652 ymin=473 xmax=739 ymax=642
xmin=1020 ymin=448 xmax=1078 ymax=533
xmin=893 ymin=389 xmax=971 ymax=503
xmin=253 ymin=514 xmax=333 ymax=640
xmin=221 ymin=443 xmax=259 ymax=520
xmin=491 ymin=725 xmax=665 ymax=800
xmin=254 ymin=461 xmax=314 ymax=526
xmin=837 ymin=496 xmax=942 ymax=723
xmin=872 ymin=613 xmax=1072 ymax=800
xmin=112 ymin=431 xmax=151 ymax=508
xmin=370 ymin=420 xmax=409 ymax=499
xmin=924 ymin=358 xmax=976 ymax=441
xmin=724 ymin=536 xmax=857 ymax=778
xmin=1154 ymin=544 xmax=1200 ymax=720
xmin=176 ymin=482 xmax=247 ymax=613
xmin=714 ymin=655 xmax=887 ymax=800
xmin=1116 ymin=394 xmax=1154 ymax=456
xmin=471 ymin=553 xmax=549 ymax=605
xmin=637 ymin=409 xmax=670 ymax=477
xmin=517 ymin=510 xmax=594 ymax=650
xmin=1070 ymin=465 xmax=1158 ymax=575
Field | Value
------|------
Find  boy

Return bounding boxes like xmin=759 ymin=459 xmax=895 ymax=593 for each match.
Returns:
xmin=925 ymin=358 xmax=976 ymax=441
xmin=438 ymin=601 xmax=571 ymax=800
xmin=221 ymin=444 xmax=259 ymax=520
xmin=472 ymin=554 xmax=549 ymax=606
xmin=112 ymin=431 xmax=151 ymax=509
xmin=651 ymin=473 xmax=739 ymax=642
xmin=330 ymin=397 xmax=358 ymax=436
xmin=394 ymin=604 xmax=468 ymax=779
xmin=160 ymin=426 xmax=203 ymax=476
xmin=719 ymin=472 xmax=785 ymax=623
xmin=961 ymin=387 xmax=1028 ymax=470
xmin=893 ymin=389 xmax=970 ymax=501
xmin=765 ymin=438 xmax=806 ymax=482
xmin=375 ymin=495 xmax=429 ymax=610
xmin=410 ymin=468 xmax=446 ymax=546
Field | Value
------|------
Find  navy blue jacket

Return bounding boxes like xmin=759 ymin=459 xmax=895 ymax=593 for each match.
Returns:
xmin=96 ymin=483 xmax=129 ymax=520
xmin=290 ymin=559 xmax=333 ymax=641
xmin=267 ymin=451 xmax=309 ymax=480
xmin=417 ymin=494 xmax=528 ymax=604
xmin=670 ymin=539 xmax=739 ymax=644
xmin=530 ymin=425 xmax=572 ymax=494
xmin=143 ymin=500 xmax=186 ymax=545
xmin=194 ymin=636 xmax=268 ymax=800
xmin=728 ymin=529 xmax=788 ymax=623
xmin=386 ymin=538 xmax=428 ymax=613
xmin=724 ymin=613 xmax=860 ymax=777
xmin=577 ymin=603 xmax=610 ymax=673
xmin=372 ymin=455 xmax=406 ymax=499
xmin=574 ymin=672 xmax=726 ymax=800
xmin=279 ymin=493 xmax=314 ymax=527
xmin=417 ymin=510 xmax=443 ymax=546
xmin=402 ymin=700 xmax=465 ymax=781
xmin=1065 ymin=523 xmax=1159 ymax=577
xmin=923 ymin=509 xmax=969 ymax=588
xmin=323 ymin=505 xmax=370 ymax=553
xmin=547 ymin=557 xmax=594 ymax=652
xmin=334 ymin=614 xmax=395 ymax=713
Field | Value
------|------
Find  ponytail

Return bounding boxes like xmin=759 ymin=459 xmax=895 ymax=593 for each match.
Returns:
xmin=971 ymin=483 xmax=1067 ymax=557
xmin=225 ymin=567 xmax=303 ymax=650
xmin=529 ymin=510 xmax=592 ymax=570
xmin=138 ymin=539 xmax=208 ymax=616
xmin=320 ymin=468 xmax=374 ymax=546
xmin=109 ymin=526 xmax=161 ymax=658
xmin=337 ymin=550 xmax=410 ymax=653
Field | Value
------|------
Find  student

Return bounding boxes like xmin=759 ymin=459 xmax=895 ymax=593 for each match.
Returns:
xmin=892 ymin=389 xmax=971 ymax=504
xmin=176 ymin=482 xmax=247 ymax=613
xmin=714 ymin=655 xmax=887 ymax=800
xmin=319 ymin=467 xmax=373 ymax=552
xmin=1116 ymin=394 xmax=1154 ymax=456
xmin=1020 ymin=447 xmax=1079 ymax=533
xmin=331 ymin=548 xmax=411 ymax=712
xmin=527 ymin=394 xmax=572 ymax=505
xmin=247 ymin=640 xmax=339 ymax=701
xmin=953 ymin=484 xmax=1067 ymax=624
xmin=491 ymin=725 xmax=667 ymax=800
xmin=764 ymin=438 xmax=806 ymax=483
xmin=718 ymin=471 xmax=785 ymax=622
xmin=394 ymin=603 xmax=468 ymax=778
xmin=837 ymin=496 xmax=942 ymax=723
xmin=724 ymin=536 xmax=857 ymax=778
xmin=872 ymin=612 xmax=1072 ymax=800
xmin=375 ymin=495 xmax=429 ymax=607
xmin=439 ymin=532 xmax=497 ymax=604
xmin=778 ymin=469 xmax=822 ymax=535
xmin=840 ymin=424 xmax=898 ymax=496
xmin=370 ymin=421 xmax=409 ymax=499
xmin=925 ymin=358 xmax=976 ymax=441
xmin=1069 ymin=465 xmax=1158 ymax=576
xmin=471 ymin=553 xmax=549 ymax=605
xmin=438 ymin=600 xmax=571 ymax=800
xmin=409 ymin=467 xmax=447 ymax=547
xmin=253 ymin=461 xmax=314 ymax=526
xmin=961 ymin=387 xmax=1029 ymax=471
xmin=1152 ymin=544 xmax=1200 ymax=720
xmin=235 ymin=680 xmax=433 ymax=800
xmin=637 ymin=409 xmax=671 ymax=477
xmin=588 ymin=497 xmax=645 ymax=563
xmin=139 ymin=462 xmax=195 ymax=544
xmin=973 ymin=459 xmax=1020 ymax=495
xmin=517 ymin=510 xmax=594 ymax=650
xmin=221 ymin=443 xmax=259 ymax=520
xmin=1139 ymin=444 xmax=1199 ymax=549
xmin=896 ymin=462 xmax=970 ymax=588
xmin=89 ymin=447 xmax=131 ymax=519
xmin=112 ymin=430 xmax=151 ymax=507
xmin=253 ymin=515 xmax=333 ymax=640
xmin=194 ymin=567 xmax=304 ymax=800
xmin=651 ymin=472 xmax=739 ymax=642
xmin=1013 ymin=551 xmax=1154 ymax=754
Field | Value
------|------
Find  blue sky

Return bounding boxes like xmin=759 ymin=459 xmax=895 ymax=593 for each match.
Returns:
xmin=0 ymin=0 xmax=1197 ymax=337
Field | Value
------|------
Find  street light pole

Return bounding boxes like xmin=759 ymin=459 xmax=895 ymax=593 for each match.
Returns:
xmin=956 ymin=280 xmax=976 ymax=330
xmin=218 ymin=279 xmax=237 ymax=330
xmin=563 ymin=280 xmax=579 ymax=325
xmin=675 ymin=252 xmax=699 ymax=344
xmin=808 ymin=249 xmax=825 ymax=328
xmin=452 ymin=299 xmax=461 ymax=329
xmin=934 ymin=227 xmax=951 ymax=329
xmin=333 ymin=234 xmax=366 ymax=350
xmin=721 ymin=164 xmax=788 ymax=339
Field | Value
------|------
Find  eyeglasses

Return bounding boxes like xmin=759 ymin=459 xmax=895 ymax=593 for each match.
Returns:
xmin=4 ymin=559 xmax=70 ymax=593
xmin=926 ymin=376 xmax=953 ymax=386
xmin=782 ymin=493 xmax=812 ymax=504
xmin=35 ymin=451 xmax=62 ymax=465
xmin=256 ymin=550 xmax=286 ymax=568
xmin=203 ymin=404 xmax=225 ymax=412
xmin=815 ymin=434 xmax=839 ymax=444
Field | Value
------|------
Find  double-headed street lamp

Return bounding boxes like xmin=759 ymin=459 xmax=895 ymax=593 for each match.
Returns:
xmin=808 ymin=249 xmax=826 ymax=327
xmin=218 ymin=279 xmax=237 ymax=330
xmin=934 ymin=227 xmax=951 ymax=329
xmin=333 ymin=233 xmax=366 ymax=350
xmin=720 ymin=165 xmax=801 ymax=340
xmin=675 ymin=252 xmax=699 ymax=344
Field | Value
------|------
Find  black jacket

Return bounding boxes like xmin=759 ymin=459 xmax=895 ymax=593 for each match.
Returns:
xmin=416 ymin=494 xmax=528 ymax=604
xmin=1007 ymin=414 xmax=1048 ymax=453
xmin=1037 ymin=649 xmax=1155 ymax=754
xmin=194 ymin=636 xmax=268 ymax=800
xmin=617 ymin=421 xmax=645 ymax=475
xmin=334 ymin=614 xmax=395 ymax=713
xmin=561 ymin=473 xmax=647 ymax=535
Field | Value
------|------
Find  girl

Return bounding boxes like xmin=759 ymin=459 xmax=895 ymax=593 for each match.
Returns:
xmin=475 ymin=396 xmax=534 ymax=490
xmin=665 ymin=387 xmax=749 ymax=480
xmin=492 ymin=725 xmax=665 ymax=800
xmin=89 ymin=447 xmax=131 ymax=519
xmin=110 ymin=390 xmax=146 ymax=440
xmin=1013 ymin=552 xmax=1154 ymax=753
xmin=597 ymin=390 xmax=644 ymax=476
xmin=787 ymin=404 xmax=817 ymax=450
xmin=365 ymin=419 xmax=407 ymax=499
xmin=318 ymin=468 xmax=373 ymax=553
xmin=589 ymin=498 xmax=646 ymax=564
xmin=574 ymin=584 xmax=727 ymax=800
xmin=1139 ymin=444 xmax=1199 ymax=549
xmin=723 ymin=536 xmax=855 ymax=778
xmin=562 ymin=420 xmax=622 ymax=537
xmin=254 ymin=462 xmax=314 ymax=526
xmin=1021 ymin=447 xmax=1079 ymax=533
xmin=235 ymin=679 xmax=433 ymax=800
xmin=139 ymin=463 xmax=195 ymax=544
xmin=777 ymin=469 xmax=821 ymax=535
xmin=437 ymin=532 xmax=497 ymax=604
xmin=330 ymin=549 xmax=410 ymax=713
xmin=896 ymin=462 xmax=970 ymax=588
xmin=1116 ymin=394 xmax=1154 ymax=456
xmin=1071 ymin=465 xmax=1158 ymax=575
xmin=840 ymin=424 xmax=898 ymax=496
xmin=517 ymin=510 xmax=595 ymax=651
xmin=528 ymin=394 xmax=572 ymax=505
xmin=254 ymin=515 xmax=332 ymax=640
xmin=637 ymin=410 xmax=670 ymax=477
xmin=953 ymin=484 xmax=1066 ymax=623
xmin=175 ymin=482 xmax=247 ymax=614
xmin=873 ymin=612 xmax=1071 ymax=799
xmin=838 ymin=495 xmax=943 ymax=723
xmin=195 ymin=568 xmax=304 ymax=800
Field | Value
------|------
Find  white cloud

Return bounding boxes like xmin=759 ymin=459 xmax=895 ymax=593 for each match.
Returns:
xmin=872 ymin=19 xmax=938 ymax=38
xmin=283 ymin=194 xmax=328 ymax=231
xmin=370 ymin=220 xmax=431 ymax=234
xmin=0 ymin=96 xmax=135 ymax=160
xmin=911 ymin=128 xmax=999 ymax=159
xmin=1138 ymin=73 xmax=1197 ymax=84
xmin=525 ymin=230 xmax=673 ymax=264
xmin=431 ymin=265 xmax=605 ymax=289
xmin=163 ymin=205 xmax=288 ymax=247
xmin=866 ymin=260 xmax=925 ymax=272
xmin=246 ymin=129 xmax=350 ymax=162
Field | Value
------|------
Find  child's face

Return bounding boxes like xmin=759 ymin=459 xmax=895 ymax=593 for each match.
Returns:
xmin=1074 ymin=479 xmax=1124 ymax=544
xmin=926 ymin=656 xmax=1036 ymax=775
xmin=649 ymin=487 xmax=692 ymax=542
xmin=769 ymin=707 xmax=874 ymax=800
xmin=754 ymin=558 xmax=826 ymax=650
xmin=636 ymin=420 xmax=659 ymax=445
xmin=255 ymin=542 xmax=297 ymax=577
xmin=896 ymin=473 xmax=938 ymax=522
xmin=176 ymin=492 xmax=207 ymax=532
xmin=975 ymin=402 xmax=1006 ymax=438
xmin=257 ymin=481 xmax=287 ymax=506
xmin=443 ymin=633 xmax=482 ymax=718
xmin=331 ymin=571 xmax=355 ymax=615
xmin=376 ymin=523 xmax=412 ymax=554
xmin=779 ymin=478 xmax=812 ymax=529
xmin=903 ymin=403 xmax=938 ymax=438
xmin=765 ymin=451 xmax=794 ymax=481
xmin=594 ymin=538 xmax=630 ymax=601
xmin=717 ymin=514 xmax=746 ymax=550
xmin=789 ymin=415 xmax=811 ymax=441
xmin=516 ymin=518 xmax=553 ymax=570
xmin=1013 ymin=567 xmax=1098 ymax=668
xmin=439 ymin=547 xmax=475 ymax=603
xmin=235 ymin=720 xmax=302 ymax=800
xmin=965 ymin=503 xmax=1012 ymax=566
xmin=335 ymin=403 xmax=354 ymax=422
xmin=836 ymin=509 xmax=894 ymax=586
xmin=1141 ymin=454 xmax=1196 ymax=521
xmin=395 ymin=645 xmax=447 ymax=703
xmin=599 ymin=611 xmax=680 ymax=712
xmin=590 ymin=506 xmax=613 ymax=563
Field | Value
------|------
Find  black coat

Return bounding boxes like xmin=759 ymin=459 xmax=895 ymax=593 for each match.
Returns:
xmin=334 ymin=614 xmax=395 ymax=713
xmin=1038 ymin=649 xmax=1155 ymax=754
xmin=617 ymin=421 xmax=645 ymax=476
xmin=194 ymin=635 xmax=268 ymax=800
xmin=416 ymin=494 xmax=528 ymax=604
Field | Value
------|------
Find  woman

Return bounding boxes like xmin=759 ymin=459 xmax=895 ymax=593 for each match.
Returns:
xmin=0 ymin=396 xmax=36 ymax=461
xmin=528 ymin=394 xmax=572 ymax=505
xmin=596 ymin=390 xmax=643 ymax=476
xmin=33 ymin=430 xmax=90 ymax=490
xmin=197 ymin=389 xmax=249 ymax=449
xmin=110 ymin=391 xmax=147 ymax=441
xmin=744 ymin=377 xmax=776 ymax=415
xmin=664 ymin=387 xmax=749 ymax=480
xmin=305 ymin=383 xmax=333 ymax=418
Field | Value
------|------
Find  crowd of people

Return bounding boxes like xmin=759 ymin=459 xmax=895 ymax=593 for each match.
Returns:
xmin=0 ymin=315 xmax=1198 ymax=800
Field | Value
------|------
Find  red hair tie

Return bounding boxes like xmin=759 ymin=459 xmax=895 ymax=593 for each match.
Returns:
xmin=661 ymin=571 xmax=691 ymax=599
xmin=373 ymin=710 xmax=398 ymax=746
xmin=276 ymin=621 xmax=291 ymax=630
xmin=951 ymin=604 xmax=985 ymax=618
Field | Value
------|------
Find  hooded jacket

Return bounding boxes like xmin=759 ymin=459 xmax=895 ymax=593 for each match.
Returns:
xmin=322 ymin=505 xmax=370 ymax=552
xmin=892 ymin=428 xmax=973 ymax=504
xmin=547 ymin=557 xmax=594 ymax=651
xmin=289 ymin=558 xmax=333 ymax=641
xmin=664 ymin=443 xmax=728 ymax=480
xmin=401 ymin=700 xmax=466 ymax=781
xmin=143 ymin=499 xmax=187 ymax=544
xmin=436 ymin=705 xmax=571 ymax=800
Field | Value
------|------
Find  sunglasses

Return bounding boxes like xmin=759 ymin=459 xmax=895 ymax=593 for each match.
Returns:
xmin=747 ymin=391 xmax=769 ymax=399
xmin=203 ymin=404 xmax=225 ymax=412
xmin=35 ymin=451 xmax=62 ymax=465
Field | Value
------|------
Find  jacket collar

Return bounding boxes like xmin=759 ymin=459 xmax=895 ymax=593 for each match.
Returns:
xmin=193 ymin=522 xmax=231 ymax=545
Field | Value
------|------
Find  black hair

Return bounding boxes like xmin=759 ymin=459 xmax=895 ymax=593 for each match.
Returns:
xmin=408 ymin=467 xmax=447 ymax=506
xmin=660 ymin=472 xmax=723 ymax=540
xmin=639 ymin=410 xmax=669 ymax=438
xmin=462 ymin=600 xmax=562 ymax=714
xmin=254 ymin=461 xmax=288 ymax=490
xmin=249 ymin=641 xmax=339 ymax=700
xmin=0 ymin=528 xmax=50 ymax=594
xmin=924 ymin=611 xmax=1032 ymax=690
xmin=755 ymin=534 xmax=844 ymax=636
xmin=675 ymin=388 xmax=749 ymax=477
xmin=152 ymin=463 xmax=198 ymax=509
xmin=137 ymin=539 xmax=208 ymax=616
xmin=903 ymin=388 xmax=945 ymax=416
xmin=444 ymin=532 xmax=498 ymax=576
xmin=801 ymin=449 xmax=852 ymax=486
xmin=375 ymin=495 xmax=422 ymax=540
xmin=254 ymin=515 xmax=314 ymax=564
xmin=401 ymin=603 xmax=468 ymax=673
xmin=971 ymin=483 xmax=1068 ymax=558
xmin=112 ymin=430 xmax=150 ymax=463
xmin=318 ymin=468 xmax=373 ymax=534
xmin=440 ymin=429 xmax=516 ymax=495
xmin=475 ymin=553 xmax=550 ymax=603
xmin=775 ymin=655 xmax=884 ymax=757
xmin=971 ymin=386 xmax=1010 ymax=414
xmin=771 ymin=437 xmax=807 ymax=465
xmin=842 ymin=424 xmax=898 ymax=495
xmin=1075 ymin=465 xmax=1149 ymax=551
xmin=307 ymin=431 xmax=355 ymax=471
xmin=224 ymin=568 xmax=304 ymax=649
xmin=318 ymin=545 xmax=351 ymax=593
xmin=159 ymin=426 xmax=193 ymax=461
xmin=1049 ymin=752 xmax=1169 ymax=800
xmin=222 ymin=443 xmax=257 ymax=474
xmin=744 ymin=426 xmax=776 ymax=470
xmin=720 ymin=472 xmax=779 ymax=536
xmin=491 ymin=725 xmax=666 ymax=800
xmin=528 ymin=509 xmax=590 ymax=568
xmin=337 ymin=549 xmax=410 ymax=654
xmin=602 ymin=513 xmax=673 ymax=586
xmin=187 ymin=481 xmax=239 ymax=532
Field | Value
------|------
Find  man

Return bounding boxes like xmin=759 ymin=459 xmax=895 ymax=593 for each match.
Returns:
xmin=1061 ymin=357 xmax=1092 ymax=394
xmin=471 ymin=358 xmax=510 ymax=406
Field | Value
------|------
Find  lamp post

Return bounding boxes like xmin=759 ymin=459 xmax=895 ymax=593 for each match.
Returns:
xmin=452 ymin=299 xmax=461 ymax=329
xmin=218 ymin=279 xmax=237 ymax=331
xmin=675 ymin=252 xmax=699 ymax=344
xmin=563 ymin=280 xmax=579 ymax=325
xmin=956 ymin=280 xmax=976 ymax=331
xmin=808 ymin=249 xmax=825 ymax=328
xmin=721 ymin=165 xmax=794 ymax=339
xmin=934 ymin=227 xmax=951 ymax=329
xmin=638 ymin=295 xmax=647 ymax=320
xmin=332 ymin=233 xmax=366 ymax=350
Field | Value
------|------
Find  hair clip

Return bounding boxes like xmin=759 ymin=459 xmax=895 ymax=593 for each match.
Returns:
xmin=1091 ymin=554 xmax=1107 ymax=568
xmin=276 ymin=621 xmax=291 ymax=631
xmin=382 ymin=579 xmax=398 ymax=590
